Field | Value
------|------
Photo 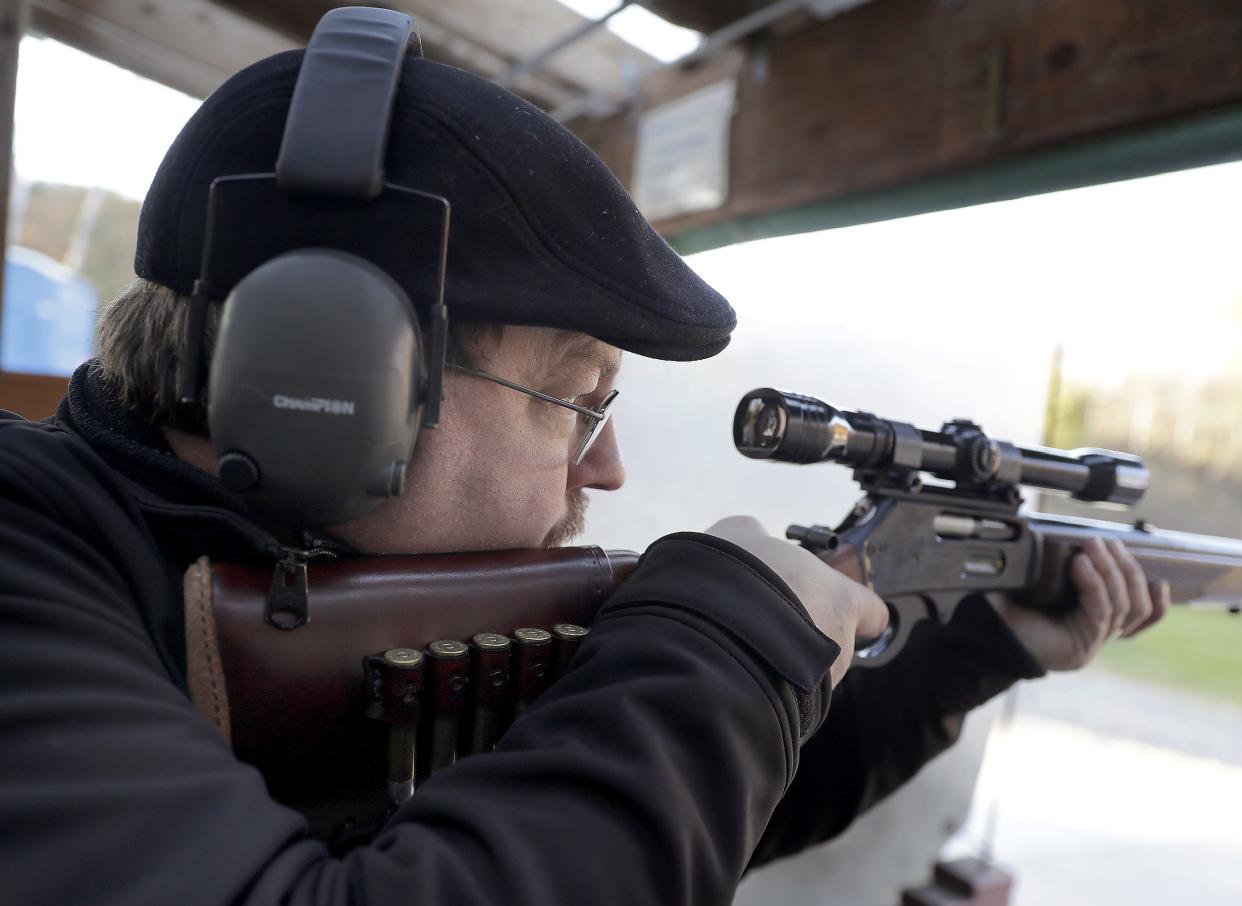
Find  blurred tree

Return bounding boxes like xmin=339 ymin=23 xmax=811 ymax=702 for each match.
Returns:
xmin=1042 ymin=345 xmax=1089 ymax=452
xmin=15 ymin=181 xmax=142 ymax=307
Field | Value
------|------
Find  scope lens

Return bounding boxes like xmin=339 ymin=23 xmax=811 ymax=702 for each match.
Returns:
xmin=734 ymin=389 xmax=855 ymax=464
xmin=735 ymin=394 xmax=788 ymax=454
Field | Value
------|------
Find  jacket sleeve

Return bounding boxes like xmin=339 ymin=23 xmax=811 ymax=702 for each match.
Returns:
xmin=748 ymin=595 xmax=1045 ymax=869
xmin=0 ymin=454 xmax=839 ymax=906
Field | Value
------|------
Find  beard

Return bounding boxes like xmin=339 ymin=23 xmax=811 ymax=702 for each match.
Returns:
xmin=541 ymin=490 xmax=589 ymax=548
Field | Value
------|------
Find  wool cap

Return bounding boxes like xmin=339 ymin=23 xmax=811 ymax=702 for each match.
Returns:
xmin=134 ymin=49 xmax=736 ymax=360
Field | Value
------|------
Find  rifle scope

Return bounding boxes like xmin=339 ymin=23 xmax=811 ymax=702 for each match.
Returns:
xmin=734 ymin=388 xmax=1149 ymax=506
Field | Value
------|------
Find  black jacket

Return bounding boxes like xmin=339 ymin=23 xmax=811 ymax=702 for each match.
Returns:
xmin=0 ymin=362 xmax=1043 ymax=906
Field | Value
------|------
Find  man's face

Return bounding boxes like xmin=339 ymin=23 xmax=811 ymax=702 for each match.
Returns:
xmin=328 ymin=326 xmax=625 ymax=554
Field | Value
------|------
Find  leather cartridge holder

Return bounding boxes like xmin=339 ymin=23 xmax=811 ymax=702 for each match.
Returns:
xmin=183 ymin=546 xmax=638 ymax=845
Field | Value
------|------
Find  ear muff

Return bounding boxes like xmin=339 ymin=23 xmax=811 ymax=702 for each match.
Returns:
xmin=178 ymin=7 xmax=450 ymax=528
xmin=208 ymin=249 xmax=422 ymax=526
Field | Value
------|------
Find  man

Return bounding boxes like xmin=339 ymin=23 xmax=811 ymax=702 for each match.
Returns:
xmin=0 ymin=20 xmax=1165 ymax=906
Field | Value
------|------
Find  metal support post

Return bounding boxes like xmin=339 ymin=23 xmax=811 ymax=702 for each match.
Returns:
xmin=499 ymin=1 xmax=642 ymax=89
xmin=0 ymin=0 xmax=30 ymax=331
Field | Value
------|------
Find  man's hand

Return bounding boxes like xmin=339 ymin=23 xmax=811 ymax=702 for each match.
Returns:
xmin=705 ymin=516 xmax=889 ymax=687
xmin=991 ymin=536 xmax=1172 ymax=671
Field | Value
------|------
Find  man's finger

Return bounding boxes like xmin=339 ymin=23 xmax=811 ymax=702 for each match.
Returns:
xmin=1126 ymin=580 xmax=1171 ymax=637
xmin=1084 ymin=536 xmax=1130 ymax=635
xmin=1069 ymin=550 xmax=1111 ymax=650
xmin=704 ymin=515 xmax=766 ymax=543
xmin=1111 ymin=539 xmax=1153 ymax=637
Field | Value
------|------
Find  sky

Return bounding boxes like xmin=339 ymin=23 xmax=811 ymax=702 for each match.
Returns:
xmin=13 ymin=36 xmax=201 ymax=201
xmin=689 ymin=161 xmax=1242 ymax=388
xmin=11 ymin=31 xmax=1242 ymax=392
xmin=551 ymin=0 xmax=702 ymax=62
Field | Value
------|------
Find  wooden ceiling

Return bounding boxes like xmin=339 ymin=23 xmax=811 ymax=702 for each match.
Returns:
xmin=28 ymin=0 xmax=659 ymax=108
xmin=23 ymin=0 xmax=1242 ymax=245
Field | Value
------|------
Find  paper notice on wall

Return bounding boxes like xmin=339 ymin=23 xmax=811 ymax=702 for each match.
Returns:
xmin=631 ymin=79 xmax=737 ymax=222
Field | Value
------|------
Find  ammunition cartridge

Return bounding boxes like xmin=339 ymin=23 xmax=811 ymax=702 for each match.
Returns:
xmin=421 ymin=639 xmax=470 ymax=777
xmin=551 ymin=623 xmax=589 ymax=679
xmin=511 ymin=627 xmax=552 ymax=719
xmin=370 ymin=647 xmax=424 ymax=808
xmin=464 ymin=632 xmax=512 ymax=755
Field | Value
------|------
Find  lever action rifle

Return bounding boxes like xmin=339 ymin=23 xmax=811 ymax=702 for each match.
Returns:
xmin=185 ymin=388 xmax=1242 ymax=845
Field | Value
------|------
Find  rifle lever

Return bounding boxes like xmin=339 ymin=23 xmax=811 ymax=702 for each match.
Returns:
xmin=786 ymin=523 xmax=840 ymax=554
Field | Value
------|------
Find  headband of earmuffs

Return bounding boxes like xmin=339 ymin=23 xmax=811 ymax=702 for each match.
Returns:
xmin=191 ymin=7 xmax=450 ymax=529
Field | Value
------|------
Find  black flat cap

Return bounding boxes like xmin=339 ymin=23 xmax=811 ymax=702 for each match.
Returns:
xmin=135 ymin=49 xmax=735 ymax=360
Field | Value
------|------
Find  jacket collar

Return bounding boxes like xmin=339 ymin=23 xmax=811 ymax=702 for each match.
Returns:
xmin=55 ymin=360 xmax=354 ymax=561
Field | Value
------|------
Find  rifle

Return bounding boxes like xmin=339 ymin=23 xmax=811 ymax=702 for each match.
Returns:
xmin=184 ymin=388 xmax=1242 ymax=846
xmin=733 ymin=388 xmax=1242 ymax=665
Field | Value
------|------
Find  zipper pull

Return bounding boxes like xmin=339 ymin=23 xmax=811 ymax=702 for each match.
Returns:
xmin=299 ymin=529 xmax=351 ymax=560
xmin=266 ymin=553 xmax=309 ymax=630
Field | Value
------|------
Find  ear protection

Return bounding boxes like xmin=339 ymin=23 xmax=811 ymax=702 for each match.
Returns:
xmin=177 ymin=7 xmax=450 ymax=527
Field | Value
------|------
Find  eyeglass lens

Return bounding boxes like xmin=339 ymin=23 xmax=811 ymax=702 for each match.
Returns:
xmin=572 ymin=390 xmax=619 ymax=465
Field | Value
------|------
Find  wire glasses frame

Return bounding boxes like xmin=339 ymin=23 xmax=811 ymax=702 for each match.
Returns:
xmin=449 ymin=364 xmax=619 ymax=465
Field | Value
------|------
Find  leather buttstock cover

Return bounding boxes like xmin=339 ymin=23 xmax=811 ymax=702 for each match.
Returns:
xmin=184 ymin=556 xmax=233 ymax=745
xmin=183 ymin=546 xmax=638 ymax=840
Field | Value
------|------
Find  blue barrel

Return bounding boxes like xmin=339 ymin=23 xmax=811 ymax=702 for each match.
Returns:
xmin=1 ymin=245 xmax=98 ymax=376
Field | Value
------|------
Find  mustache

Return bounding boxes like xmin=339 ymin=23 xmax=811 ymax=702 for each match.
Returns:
xmin=542 ymin=490 xmax=588 ymax=548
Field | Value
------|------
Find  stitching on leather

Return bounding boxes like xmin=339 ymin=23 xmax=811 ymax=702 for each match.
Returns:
xmin=194 ymin=560 xmax=224 ymax=732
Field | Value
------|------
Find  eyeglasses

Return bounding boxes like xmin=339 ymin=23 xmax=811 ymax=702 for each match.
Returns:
xmin=448 ymin=364 xmax=619 ymax=465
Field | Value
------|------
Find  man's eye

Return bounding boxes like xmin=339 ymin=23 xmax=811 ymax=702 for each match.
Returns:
xmin=532 ymin=400 xmax=578 ymax=433
xmin=567 ymin=385 xmax=601 ymax=406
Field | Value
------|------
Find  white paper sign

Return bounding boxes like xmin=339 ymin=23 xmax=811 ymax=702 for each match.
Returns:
xmin=631 ymin=79 xmax=737 ymax=221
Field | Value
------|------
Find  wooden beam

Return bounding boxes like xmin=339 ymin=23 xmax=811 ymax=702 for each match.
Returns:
xmin=401 ymin=1 xmax=657 ymax=99
xmin=28 ymin=0 xmax=296 ymax=99
xmin=0 ymin=0 xmax=30 ymax=339
xmin=668 ymin=102 xmax=1242 ymax=254
xmin=0 ymin=370 xmax=67 ymax=419
xmin=570 ymin=0 xmax=1242 ymax=239
xmin=24 ymin=0 xmax=657 ymax=113
xmin=208 ymin=0 xmax=549 ymax=107
xmin=207 ymin=1 xmax=654 ymax=112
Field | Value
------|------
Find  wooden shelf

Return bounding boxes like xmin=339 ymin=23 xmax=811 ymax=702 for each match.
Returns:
xmin=0 ymin=371 xmax=70 ymax=420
